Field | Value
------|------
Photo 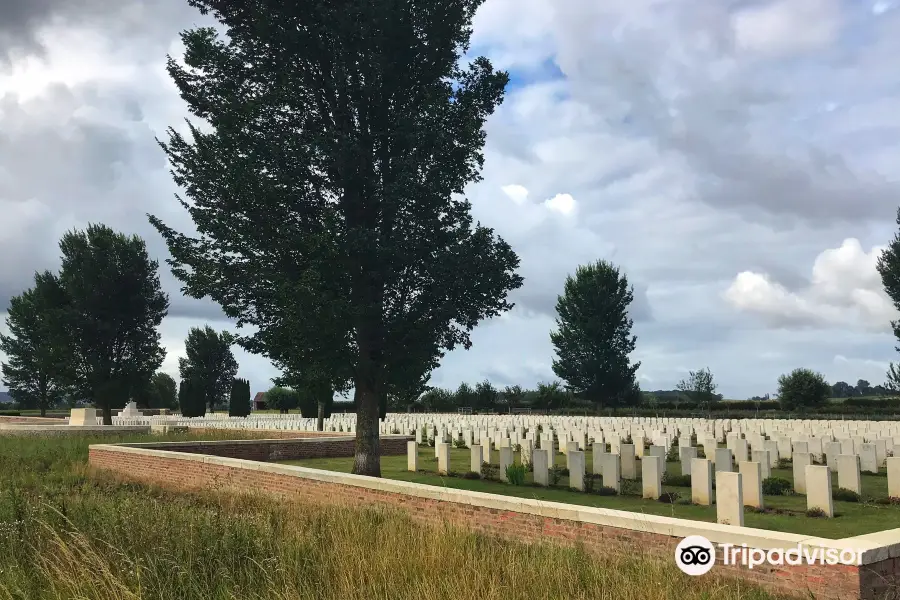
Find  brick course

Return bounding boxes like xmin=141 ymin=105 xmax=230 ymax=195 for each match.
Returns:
xmin=123 ymin=435 xmax=410 ymax=462
xmin=88 ymin=442 xmax=900 ymax=600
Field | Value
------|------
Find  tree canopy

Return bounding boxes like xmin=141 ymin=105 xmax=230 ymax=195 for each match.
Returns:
xmin=550 ymin=260 xmax=641 ymax=408
xmin=56 ymin=224 xmax=168 ymax=424
xmin=178 ymin=325 xmax=239 ymax=412
xmin=148 ymin=0 xmax=521 ymax=474
xmin=0 ymin=271 xmax=69 ymax=416
xmin=676 ymin=368 xmax=719 ymax=406
xmin=229 ymin=377 xmax=252 ymax=417
xmin=777 ymin=368 xmax=830 ymax=411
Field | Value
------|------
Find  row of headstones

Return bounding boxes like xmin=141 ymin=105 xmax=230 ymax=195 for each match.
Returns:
xmin=407 ymin=441 xmax=900 ymax=522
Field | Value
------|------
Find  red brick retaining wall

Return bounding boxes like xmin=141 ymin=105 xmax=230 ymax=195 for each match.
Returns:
xmin=88 ymin=445 xmax=899 ymax=600
xmin=122 ymin=435 xmax=410 ymax=462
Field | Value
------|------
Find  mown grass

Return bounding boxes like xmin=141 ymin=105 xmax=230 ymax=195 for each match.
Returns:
xmin=284 ymin=445 xmax=900 ymax=538
xmin=0 ymin=432 xmax=795 ymax=600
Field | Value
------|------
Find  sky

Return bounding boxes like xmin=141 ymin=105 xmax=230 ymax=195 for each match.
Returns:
xmin=2 ymin=0 xmax=900 ymax=400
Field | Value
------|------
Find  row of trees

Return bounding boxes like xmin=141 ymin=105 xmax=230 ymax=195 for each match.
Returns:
xmin=0 ymin=226 xmax=261 ymax=420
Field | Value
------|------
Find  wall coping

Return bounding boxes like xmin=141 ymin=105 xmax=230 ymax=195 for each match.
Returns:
xmin=2 ymin=425 xmax=150 ymax=432
xmin=89 ymin=442 xmax=900 ymax=565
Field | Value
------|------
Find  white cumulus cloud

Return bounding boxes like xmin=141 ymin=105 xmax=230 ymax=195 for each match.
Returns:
xmin=723 ymin=238 xmax=899 ymax=331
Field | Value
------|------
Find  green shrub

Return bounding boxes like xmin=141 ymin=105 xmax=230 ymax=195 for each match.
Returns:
xmin=874 ymin=496 xmax=900 ymax=505
xmin=658 ymin=491 xmax=680 ymax=504
xmin=462 ymin=471 xmax=481 ymax=480
xmin=453 ymin=438 xmax=467 ymax=449
xmin=806 ymin=507 xmax=827 ymax=518
xmin=761 ymin=477 xmax=792 ymax=496
xmin=666 ymin=441 xmax=679 ymax=462
xmin=833 ymin=488 xmax=860 ymax=502
xmin=505 ymin=463 xmax=526 ymax=486
xmin=595 ymin=486 xmax=619 ymax=496
xmin=662 ymin=473 xmax=691 ymax=487
xmin=549 ymin=465 xmax=565 ymax=486
xmin=481 ymin=462 xmax=499 ymax=481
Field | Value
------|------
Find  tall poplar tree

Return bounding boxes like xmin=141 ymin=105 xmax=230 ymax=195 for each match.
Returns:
xmin=550 ymin=260 xmax=641 ymax=409
xmin=149 ymin=0 xmax=522 ymax=475
xmin=178 ymin=326 xmax=239 ymax=412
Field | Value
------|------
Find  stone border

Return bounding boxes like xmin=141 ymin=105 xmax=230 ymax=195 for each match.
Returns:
xmin=1 ymin=425 xmax=151 ymax=435
xmin=88 ymin=438 xmax=900 ymax=600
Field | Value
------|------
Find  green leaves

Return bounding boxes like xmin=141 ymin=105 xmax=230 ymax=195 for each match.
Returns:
xmin=150 ymin=0 xmax=521 ymax=474
xmin=179 ymin=326 xmax=239 ymax=412
xmin=0 ymin=271 xmax=70 ymax=415
xmin=550 ymin=260 xmax=640 ymax=408
xmin=1 ymin=225 xmax=168 ymax=423
xmin=776 ymin=368 xmax=830 ymax=410
xmin=229 ymin=378 xmax=252 ymax=417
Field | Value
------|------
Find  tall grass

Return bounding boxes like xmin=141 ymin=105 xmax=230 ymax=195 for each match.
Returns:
xmin=0 ymin=433 xmax=786 ymax=600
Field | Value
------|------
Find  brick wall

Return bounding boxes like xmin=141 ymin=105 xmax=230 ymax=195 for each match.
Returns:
xmin=124 ymin=435 xmax=410 ymax=462
xmin=88 ymin=445 xmax=898 ymax=600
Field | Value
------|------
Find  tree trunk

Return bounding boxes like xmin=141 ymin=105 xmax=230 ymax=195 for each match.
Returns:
xmin=40 ymin=406 xmax=46 ymax=418
xmin=317 ymin=401 xmax=325 ymax=432
xmin=353 ymin=383 xmax=381 ymax=476
xmin=102 ymin=404 xmax=112 ymax=425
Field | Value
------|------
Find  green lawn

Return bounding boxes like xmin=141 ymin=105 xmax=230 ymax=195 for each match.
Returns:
xmin=281 ymin=445 xmax=900 ymax=539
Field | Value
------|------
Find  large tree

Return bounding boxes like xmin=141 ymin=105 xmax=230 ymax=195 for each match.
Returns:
xmin=550 ymin=260 xmax=641 ymax=409
xmin=777 ymin=368 xmax=830 ymax=411
xmin=676 ymin=368 xmax=719 ymax=406
xmin=56 ymin=225 xmax=168 ymax=424
xmin=178 ymin=325 xmax=239 ymax=412
xmin=0 ymin=272 xmax=69 ymax=416
xmin=150 ymin=372 xmax=179 ymax=409
xmin=148 ymin=0 xmax=522 ymax=475
xmin=229 ymin=377 xmax=252 ymax=417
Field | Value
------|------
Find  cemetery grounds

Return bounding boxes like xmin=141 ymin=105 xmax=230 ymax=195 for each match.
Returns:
xmin=0 ymin=431 xmax=788 ymax=600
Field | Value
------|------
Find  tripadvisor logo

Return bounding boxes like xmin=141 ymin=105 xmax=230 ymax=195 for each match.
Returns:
xmin=675 ymin=536 xmax=715 ymax=576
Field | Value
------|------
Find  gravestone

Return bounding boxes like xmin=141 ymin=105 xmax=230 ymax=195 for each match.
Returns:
xmin=642 ymin=455 xmax=663 ymax=500
xmin=437 ymin=443 xmax=451 ymax=475
xmin=692 ymin=458 xmax=713 ymax=505
xmin=836 ymin=454 xmax=861 ymax=494
xmin=569 ymin=450 xmax=585 ymax=491
xmin=407 ymin=441 xmax=418 ymax=472
xmin=470 ymin=445 xmax=483 ymax=474
xmin=793 ymin=452 xmax=811 ymax=494
xmin=679 ymin=446 xmax=697 ymax=476
xmin=738 ymin=461 xmax=763 ymax=509
xmin=533 ymin=449 xmax=549 ymax=486
xmin=806 ymin=465 xmax=834 ymax=517
xmin=716 ymin=471 xmax=744 ymax=526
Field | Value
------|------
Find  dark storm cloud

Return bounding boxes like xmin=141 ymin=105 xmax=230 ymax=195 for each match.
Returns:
xmin=0 ymin=0 xmax=204 ymax=65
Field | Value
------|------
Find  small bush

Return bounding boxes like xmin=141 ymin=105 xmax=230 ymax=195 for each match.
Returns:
xmin=776 ymin=458 xmax=791 ymax=469
xmin=666 ymin=442 xmax=679 ymax=463
xmin=833 ymin=488 xmax=860 ymax=502
xmin=549 ymin=465 xmax=565 ymax=486
xmin=453 ymin=438 xmax=467 ymax=449
xmin=662 ymin=473 xmax=691 ymax=487
xmin=806 ymin=507 xmax=828 ymax=518
xmin=874 ymin=496 xmax=900 ymax=505
xmin=762 ymin=477 xmax=792 ymax=496
xmin=505 ymin=463 xmax=527 ymax=486
xmin=658 ymin=491 xmax=680 ymax=504
xmin=481 ymin=462 xmax=499 ymax=481
xmin=595 ymin=485 xmax=618 ymax=496
xmin=462 ymin=471 xmax=481 ymax=480
xmin=620 ymin=479 xmax=641 ymax=496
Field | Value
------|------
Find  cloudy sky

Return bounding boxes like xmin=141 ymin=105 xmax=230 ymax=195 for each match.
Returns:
xmin=2 ymin=0 xmax=900 ymax=400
